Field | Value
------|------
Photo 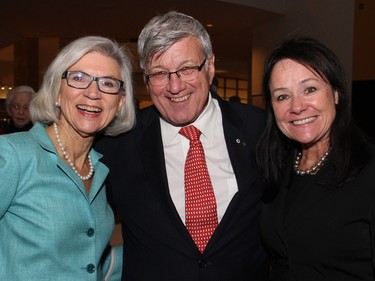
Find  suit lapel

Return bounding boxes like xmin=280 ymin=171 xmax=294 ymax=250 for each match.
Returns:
xmin=205 ymin=97 xmax=260 ymax=251
xmin=218 ymin=97 xmax=258 ymax=194
xmin=137 ymin=107 xmax=195 ymax=244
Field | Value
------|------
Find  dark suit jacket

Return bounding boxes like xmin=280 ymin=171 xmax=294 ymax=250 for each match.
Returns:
xmin=260 ymin=146 xmax=375 ymax=281
xmin=95 ymin=94 xmax=269 ymax=281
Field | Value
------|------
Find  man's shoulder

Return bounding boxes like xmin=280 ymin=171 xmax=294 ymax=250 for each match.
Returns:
xmin=94 ymin=108 xmax=157 ymax=156
xmin=217 ymin=98 xmax=265 ymax=124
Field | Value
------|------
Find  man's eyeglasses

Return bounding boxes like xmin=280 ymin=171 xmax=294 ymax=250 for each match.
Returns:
xmin=62 ymin=70 xmax=124 ymax=94
xmin=145 ymin=58 xmax=207 ymax=86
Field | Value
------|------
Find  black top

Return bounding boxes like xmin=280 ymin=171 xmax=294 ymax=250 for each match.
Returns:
xmin=1 ymin=121 xmax=33 ymax=134
xmin=261 ymin=146 xmax=375 ymax=281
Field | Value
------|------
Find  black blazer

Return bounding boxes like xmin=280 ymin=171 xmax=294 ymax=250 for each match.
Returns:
xmin=95 ymin=94 xmax=269 ymax=281
xmin=261 ymin=146 xmax=375 ymax=281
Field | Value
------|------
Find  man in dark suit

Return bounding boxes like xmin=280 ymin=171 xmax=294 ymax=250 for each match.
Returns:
xmin=95 ymin=11 xmax=269 ymax=281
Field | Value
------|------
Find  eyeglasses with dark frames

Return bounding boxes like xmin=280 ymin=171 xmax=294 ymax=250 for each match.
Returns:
xmin=145 ymin=58 xmax=207 ymax=86
xmin=62 ymin=70 xmax=124 ymax=94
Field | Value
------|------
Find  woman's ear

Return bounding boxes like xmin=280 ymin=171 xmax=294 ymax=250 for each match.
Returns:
xmin=117 ymin=94 xmax=126 ymax=113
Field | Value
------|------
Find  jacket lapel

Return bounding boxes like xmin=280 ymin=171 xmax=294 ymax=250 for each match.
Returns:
xmin=137 ymin=107 xmax=195 ymax=244
xmin=204 ymin=96 xmax=260 ymax=253
xmin=217 ymin=96 xmax=256 ymax=194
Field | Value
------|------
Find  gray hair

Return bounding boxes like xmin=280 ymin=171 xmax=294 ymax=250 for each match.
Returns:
xmin=30 ymin=35 xmax=136 ymax=136
xmin=6 ymin=85 xmax=35 ymax=116
xmin=137 ymin=11 xmax=213 ymax=70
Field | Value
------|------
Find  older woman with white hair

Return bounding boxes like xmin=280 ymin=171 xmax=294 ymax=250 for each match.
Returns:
xmin=1 ymin=85 xmax=35 ymax=134
xmin=0 ymin=35 xmax=136 ymax=280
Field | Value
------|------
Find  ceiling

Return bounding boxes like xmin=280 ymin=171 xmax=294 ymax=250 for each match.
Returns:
xmin=0 ymin=0 xmax=281 ymax=79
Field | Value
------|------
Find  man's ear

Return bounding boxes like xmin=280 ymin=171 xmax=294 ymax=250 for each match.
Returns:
xmin=208 ymin=54 xmax=215 ymax=84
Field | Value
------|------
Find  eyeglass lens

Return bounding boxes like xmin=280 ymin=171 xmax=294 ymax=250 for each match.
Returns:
xmin=63 ymin=71 xmax=123 ymax=94
xmin=147 ymin=58 xmax=206 ymax=86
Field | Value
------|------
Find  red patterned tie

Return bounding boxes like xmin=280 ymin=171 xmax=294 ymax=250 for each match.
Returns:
xmin=179 ymin=125 xmax=218 ymax=253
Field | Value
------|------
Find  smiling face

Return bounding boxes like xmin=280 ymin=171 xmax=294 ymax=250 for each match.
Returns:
xmin=269 ymin=59 xmax=338 ymax=147
xmin=145 ymin=36 xmax=215 ymax=126
xmin=58 ymin=51 xmax=125 ymax=137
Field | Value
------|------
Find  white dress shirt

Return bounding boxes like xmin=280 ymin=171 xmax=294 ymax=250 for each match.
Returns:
xmin=161 ymin=94 xmax=238 ymax=224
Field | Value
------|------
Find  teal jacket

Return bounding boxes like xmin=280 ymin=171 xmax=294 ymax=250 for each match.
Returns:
xmin=0 ymin=122 xmax=122 ymax=281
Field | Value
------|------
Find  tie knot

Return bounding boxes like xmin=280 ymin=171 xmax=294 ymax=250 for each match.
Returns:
xmin=179 ymin=125 xmax=201 ymax=141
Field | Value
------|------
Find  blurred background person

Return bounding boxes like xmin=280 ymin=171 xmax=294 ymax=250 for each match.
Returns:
xmin=1 ymin=85 xmax=35 ymax=134
xmin=228 ymin=95 xmax=241 ymax=103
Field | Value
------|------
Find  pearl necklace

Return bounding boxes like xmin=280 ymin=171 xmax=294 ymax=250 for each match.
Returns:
xmin=53 ymin=122 xmax=94 ymax=181
xmin=294 ymin=147 xmax=332 ymax=176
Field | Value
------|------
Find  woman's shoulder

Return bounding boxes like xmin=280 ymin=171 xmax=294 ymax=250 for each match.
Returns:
xmin=0 ymin=130 xmax=34 ymax=145
xmin=0 ymin=123 xmax=48 ymax=154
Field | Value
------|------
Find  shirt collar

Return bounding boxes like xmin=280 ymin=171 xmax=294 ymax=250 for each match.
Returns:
xmin=160 ymin=93 xmax=217 ymax=145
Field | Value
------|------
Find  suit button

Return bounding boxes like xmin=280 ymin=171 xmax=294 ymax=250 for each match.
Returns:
xmin=198 ymin=260 xmax=207 ymax=268
xmin=86 ymin=263 xmax=96 ymax=273
xmin=87 ymin=228 xmax=95 ymax=237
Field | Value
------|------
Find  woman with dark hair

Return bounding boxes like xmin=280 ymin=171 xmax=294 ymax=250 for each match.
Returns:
xmin=257 ymin=36 xmax=375 ymax=280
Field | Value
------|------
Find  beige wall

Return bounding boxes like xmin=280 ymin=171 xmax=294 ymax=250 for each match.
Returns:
xmin=1 ymin=0 xmax=373 ymax=104
xmin=252 ymin=0 xmax=356 ymax=106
